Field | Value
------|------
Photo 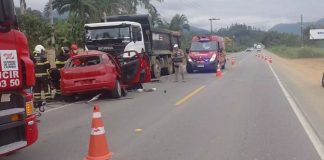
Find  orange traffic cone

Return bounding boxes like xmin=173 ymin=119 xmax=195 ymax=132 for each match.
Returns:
xmin=85 ymin=104 xmax=112 ymax=160
xmin=216 ymin=64 xmax=222 ymax=77
xmin=269 ymin=57 xmax=272 ymax=63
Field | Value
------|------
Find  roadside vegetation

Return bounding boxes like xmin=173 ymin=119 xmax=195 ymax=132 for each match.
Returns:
xmin=17 ymin=0 xmax=190 ymax=53
xmin=269 ymin=46 xmax=324 ymax=59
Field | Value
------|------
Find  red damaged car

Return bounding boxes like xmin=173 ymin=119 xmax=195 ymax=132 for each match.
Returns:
xmin=60 ymin=50 xmax=124 ymax=100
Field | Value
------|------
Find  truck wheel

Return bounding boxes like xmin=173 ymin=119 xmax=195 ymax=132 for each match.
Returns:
xmin=167 ymin=57 xmax=174 ymax=75
xmin=152 ymin=59 xmax=161 ymax=78
xmin=111 ymin=80 xmax=122 ymax=98
xmin=322 ymin=73 xmax=324 ymax=88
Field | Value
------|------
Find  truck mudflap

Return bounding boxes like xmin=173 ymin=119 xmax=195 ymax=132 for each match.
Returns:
xmin=24 ymin=114 xmax=38 ymax=146
xmin=118 ymin=50 xmax=151 ymax=86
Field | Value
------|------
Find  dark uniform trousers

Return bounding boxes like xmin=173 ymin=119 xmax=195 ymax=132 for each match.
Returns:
xmin=33 ymin=53 xmax=51 ymax=100
xmin=52 ymin=56 xmax=68 ymax=100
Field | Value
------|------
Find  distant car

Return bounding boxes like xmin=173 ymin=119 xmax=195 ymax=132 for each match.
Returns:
xmin=256 ymin=45 xmax=262 ymax=52
xmin=60 ymin=50 xmax=124 ymax=101
xmin=246 ymin=48 xmax=253 ymax=52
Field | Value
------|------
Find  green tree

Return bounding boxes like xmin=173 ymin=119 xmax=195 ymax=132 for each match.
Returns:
xmin=168 ymin=14 xmax=190 ymax=31
xmin=45 ymin=0 xmax=97 ymax=43
xmin=121 ymin=0 xmax=163 ymax=15
xmin=16 ymin=8 xmax=52 ymax=53
xmin=147 ymin=5 xmax=163 ymax=27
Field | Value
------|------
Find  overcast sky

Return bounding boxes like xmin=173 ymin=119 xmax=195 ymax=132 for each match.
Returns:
xmin=14 ymin=0 xmax=324 ymax=30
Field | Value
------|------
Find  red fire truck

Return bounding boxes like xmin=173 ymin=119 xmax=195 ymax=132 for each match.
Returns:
xmin=0 ymin=0 xmax=39 ymax=156
xmin=186 ymin=35 xmax=226 ymax=73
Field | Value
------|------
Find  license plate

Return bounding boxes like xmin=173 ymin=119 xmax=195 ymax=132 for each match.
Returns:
xmin=197 ymin=64 xmax=205 ymax=68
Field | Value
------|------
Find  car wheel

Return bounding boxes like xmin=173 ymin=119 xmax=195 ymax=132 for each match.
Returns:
xmin=322 ymin=73 xmax=324 ymax=88
xmin=152 ymin=59 xmax=161 ymax=78
xmin=111 ymin=80 xmax=122 ymax=98
xmin=122 ymin=88 xmax=128 ymax=97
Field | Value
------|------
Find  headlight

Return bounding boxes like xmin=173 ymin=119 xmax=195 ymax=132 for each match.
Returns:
xmin=25 ymin=101 xmax=34 ymax=116
xmin=188 ymin=57 xmax=193 ymax=62
xmin=210 ymin=54 xmax=217 ymax=62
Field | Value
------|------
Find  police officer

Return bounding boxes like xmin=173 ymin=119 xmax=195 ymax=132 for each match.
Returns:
xmin=50 ymin=47 xmax=70 ymax=100
xmin=32 ymin=45 xmax=51 ymax=100
xmin=171 ymin=44 xmax=185 ymax=82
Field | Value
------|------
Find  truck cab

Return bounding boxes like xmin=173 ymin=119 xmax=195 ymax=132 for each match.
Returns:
xmin=89 ymin=14 xmax=181 ymax=79
xmin=85 ymin=21 xmax=151 ymax=87
xmin=186 ymin=35 xmax=226 ymax=73
xmin=0 ymin=0 xmax=38 ymax=156
xmin=85 ymin=21 xmax=145 ymax=58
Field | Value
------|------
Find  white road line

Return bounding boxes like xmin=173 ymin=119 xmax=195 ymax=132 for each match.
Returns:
xmin=267 ymin=63 xmax=324 ymax=159
xmin=44 ymin=103 xmax=75 ymax=113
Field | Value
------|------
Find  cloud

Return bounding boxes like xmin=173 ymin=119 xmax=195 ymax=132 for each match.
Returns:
xmin=14 ymin=0 xmax=324 ymax=30
xmin=14 ymin=0 xmax=47 ymax=11
xmin=150 ymin=0 xmax=324 ymax=30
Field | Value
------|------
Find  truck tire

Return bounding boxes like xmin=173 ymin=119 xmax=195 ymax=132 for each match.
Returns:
xmin=111 ymin=80 xmax=122 ymax=99
xmin=322 ymin=73 xmax=324 ymax=88
xmin=152 ymin=59 xmax=161 ymax=78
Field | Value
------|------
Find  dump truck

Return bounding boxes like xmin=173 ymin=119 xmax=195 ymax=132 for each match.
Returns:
xmin=85 ymin=14 xmax=181 ymax=79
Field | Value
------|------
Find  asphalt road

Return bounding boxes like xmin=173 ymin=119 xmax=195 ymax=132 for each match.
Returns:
xmin=3 ymin=51 xmax=323 ymax=160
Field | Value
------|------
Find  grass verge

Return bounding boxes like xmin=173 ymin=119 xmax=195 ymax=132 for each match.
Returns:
xmin=269 ymin=46 xmax=324 ymax=59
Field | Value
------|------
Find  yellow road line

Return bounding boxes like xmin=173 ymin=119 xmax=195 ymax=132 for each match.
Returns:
xmin=175 ymin=86 xmax=205 ymax=106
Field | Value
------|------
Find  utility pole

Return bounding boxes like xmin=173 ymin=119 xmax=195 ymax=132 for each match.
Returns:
xmin=232 ymin=35 xmax=235 ymax=52
xmin=20 ymin=0 xmax=26 ymax=15
xmin=301 ymin=14 xmax=303 ymax=48
xmin=209 ymin=18 xmax=220 ymax=34
xmin=49 ymin=0 xmax=55 ymax=46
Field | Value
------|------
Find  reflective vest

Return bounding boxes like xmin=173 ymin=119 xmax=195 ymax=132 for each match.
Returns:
xmin=55 ymin=54 xmax=70 ymax=69
xmin=33 ymin=53 xmax=50 ymax=77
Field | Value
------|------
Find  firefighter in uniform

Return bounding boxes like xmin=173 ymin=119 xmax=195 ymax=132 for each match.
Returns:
xmin=69 ymin=44 xmax=79 ymax=57
xmin=171 ymin=44 xmax=185 ymax=82
xmin=50 ymin=47 xmax=70 ymax=100
xmin=32 ymin=45 xmax=51 ymax=100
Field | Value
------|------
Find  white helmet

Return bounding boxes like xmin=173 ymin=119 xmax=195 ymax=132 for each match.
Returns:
xmin=173 ymin=44 xmax=179 ymax=48
xmin=34 ymin=45 xmax=45 ymax=54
